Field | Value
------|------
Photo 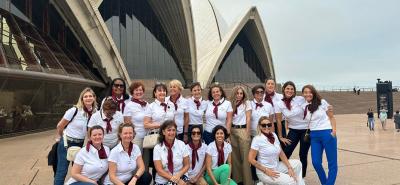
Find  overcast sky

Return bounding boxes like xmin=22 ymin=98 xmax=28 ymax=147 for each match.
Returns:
xmin=211 ymin=0 xmax=400 ymax=89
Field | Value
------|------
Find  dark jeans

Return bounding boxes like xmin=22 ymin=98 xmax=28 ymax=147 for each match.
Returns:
xmin=124 ymin=171 xmax=152 ymax=185
xmin=177 ymin=133 xmax=185 ymax=141
xmin=283 ymin=128 xmax=311 ymax=177
xmin=274 ymin=120 xmax=287 ymax=149
xmin=203 ymin=131 xmax=214 ymax=145
xmin=54 ymin=138 xmax=84 ymax=185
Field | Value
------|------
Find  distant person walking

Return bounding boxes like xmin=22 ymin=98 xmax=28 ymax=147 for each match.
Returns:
xmin=367 ymin=108 xmax=374 ymax=131
xmin=357 ymin=89 xmax=361 ymax=95
xmin=394 ymin=110 xmax=400 ymax=132
xmin=353 ymin=87 xmax=356 ymax=94
xmin=379 ymin=109 xmax=388 ymax=130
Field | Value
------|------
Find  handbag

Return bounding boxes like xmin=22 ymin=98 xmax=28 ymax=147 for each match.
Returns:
xmin=143 ymin=129 xmax=159 ymax=149
xmin=303 ymin=114 xmax=312 ymax=143
xmin=66 ymin=146 xmax=81 ymax=161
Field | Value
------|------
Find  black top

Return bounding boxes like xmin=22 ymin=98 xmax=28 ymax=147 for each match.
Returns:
xmin=367 ymin=112 xmax=374 ymax=118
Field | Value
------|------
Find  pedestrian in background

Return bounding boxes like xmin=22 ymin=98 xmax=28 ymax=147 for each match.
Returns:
xmin=367 ymin=108 xmax=374 ymax=131
xmin=379 ymin=108 xmax=388 ymax=130
xmin=394 ymin=110 xmax=400 ymax=132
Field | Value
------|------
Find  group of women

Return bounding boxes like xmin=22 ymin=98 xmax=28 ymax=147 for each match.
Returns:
xmin=53 ymin=77 xmax=338 ymax=185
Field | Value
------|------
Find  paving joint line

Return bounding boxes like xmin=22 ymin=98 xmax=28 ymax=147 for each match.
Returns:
xmin=338 ymin=148 xmax=400 ymax=161
xmin=28 ymin=169 xmax=39 ymax=185
xmin=30 ymin=159 xmax=39 ymax=170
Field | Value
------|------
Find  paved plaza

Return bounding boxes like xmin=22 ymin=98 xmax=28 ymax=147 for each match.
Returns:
xmin=0 ymin=114 xmax=399 ymax=185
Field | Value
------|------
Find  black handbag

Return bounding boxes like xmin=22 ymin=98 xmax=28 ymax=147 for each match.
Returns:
xmin=303 ymin=114 xmax=312 ymax=143
xmin=47 ymin=141 xmax=58 ymax=176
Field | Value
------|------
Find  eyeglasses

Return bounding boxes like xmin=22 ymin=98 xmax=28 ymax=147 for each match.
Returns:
xmin=255 ymin=90 xmax=264 ymax=94
xmin=191 ymin=131 xmax=201 ymax=135
xmin=113 ymin=84 xmax=124 ymax=88
xmin=260 ymin=123 xmax=272 ymax=128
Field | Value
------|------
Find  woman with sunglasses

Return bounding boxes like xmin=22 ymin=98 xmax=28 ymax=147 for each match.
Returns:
xmin=184 ymin=82 xmax=207 ymax=142
xmin=250 ymin=85 xmax=274 ymax=137
xmin=154 ymin=120 xmax=190 ymax=185
xmin=185 ymin=125 xmax=208 ymax=185
xmin=204 ymin=125 xmax=237 ymax=185
xmin=229 ymin=85 xmax=252 ymax=185
xmin=104 ymin=123 xmax=152 ymax=185
xmin=204 ymin=83 xmax=233 ymax=145
xmin=102 ymin=78 xmax=130 ymax=113
xmin=248 ymin=116 xmax=304 ymax=185
xmin=275 ymin=81 xmax=309 ymax=177
xmin=88 ymin=98 xmax=123 ymax=149
xmin=302 ymin=85 xmax=337 ymax=185
xmin=65 ymin=125 xmax=110 ymax=185
xmin=166 ymin=79 xmax=188 ymax=140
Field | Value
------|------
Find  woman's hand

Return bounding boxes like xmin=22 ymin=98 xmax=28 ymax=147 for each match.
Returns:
xmin=331 ymin=130 xmax=337 ymax=137
xmin=264 ymin=167 xmax=280 ymax=179
xmin=287 ymin=167 xmax=297 ymax=181
xmin=279 ymin=137 xmax=292 ymax=146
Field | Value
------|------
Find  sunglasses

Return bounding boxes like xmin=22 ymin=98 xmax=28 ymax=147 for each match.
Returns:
xmin=113 ymin=84 xmax=124 ymax=88
xmin=191 ymin=131 xmax=201 ymax=135
xmin=260 ymin=123 xmax=272 ymax=128
xmin=255 ymin=90 xmax=264 ymax=94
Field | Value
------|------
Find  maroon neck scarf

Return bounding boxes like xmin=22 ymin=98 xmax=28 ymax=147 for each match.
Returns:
xmin=170 ymin=94 xmax=181 ymax=111
xmin=264 ymin=91 xmax=275 ymax=106
xmin=216 ymin=142 xmax=225 ymax=166
xmin=234 ymin=100 xmax=243 ymax=115
xmin=86 ymin=140 xmax=107 ymax=159
xmin=112 ymin=92 xmax=125 ymax=112
xmin=124 ymin=142 xmax=133 ymax=157
xmin=255 ymin=101 xmax=263 ymax=109
xmin=262 ymin=132 xmax=275 ymax=144
xmin=131 ymin=98 xmax=147 ymax=107
xmin=164 ymin=140 xmax=174 ymax=174
xmin=212 ymin=100 xmax=222 ymax=119
xmin=160 ymin=102 xmax=168 ymax=112
xmin=189 ymin=142 xmax=202 ymax=169
xmin=303 ymin=104 xmax=310 ymax=120
xmin=83 ymin=106 xmax=93 ymax=121
xmin=103 ymin=117 xmax=113 ymax=133
xmin=194 ymin=99 xmax=201 ymax=110
xmin=282 ymin=97 xmax=293 ymax=110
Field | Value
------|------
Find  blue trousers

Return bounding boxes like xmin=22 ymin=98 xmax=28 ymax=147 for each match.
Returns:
xmin=310 ymin=129 xmax=338 ymax=185
xmin=54 ymin=138 xmax=84 ymax=185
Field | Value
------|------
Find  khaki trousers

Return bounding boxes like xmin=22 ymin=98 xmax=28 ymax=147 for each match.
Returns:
xmin=230 ymin=127 xmax=252 ymax=185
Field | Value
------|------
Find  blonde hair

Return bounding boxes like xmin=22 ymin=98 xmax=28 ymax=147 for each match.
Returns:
xmin=230 ymin=85 xmax=248 ymax=114
xmin=256 ymin=116 xmax=271 ymax=135
xmin=76 ymin=87 xmax=98 ymax=113
xmin=169 ymin=79 xmax=183 ymax=91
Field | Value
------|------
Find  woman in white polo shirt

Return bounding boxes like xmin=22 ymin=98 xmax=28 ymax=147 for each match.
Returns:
xmin=124 ymin=81 xmax=148 ymax=151
xmin=185 ymin=125 xmax=208 ymax=185
xmin=105 ymin=123 xmax=152 ymax=185
xmin=302 ymin=85 xmax=337 ymax=185
xmin=204 ymin=84 xmax=233 ymax=145
xmin=204 ymin=125 xmax=237 ymax=185
xmin=248 ymin=116 xmax=304 ymax=185
xmin=153 ymin=120 xmax=190 ymax=185
xmin=229 ymin=85 xmax=252 ymax=185
xmin=66 ymin=125 xmax=110 ymax=185
xmin=184 ymin=82 xmax=207 ymax=142
xmin=250 ymin=85 xmax=274 ymax=137
xmin=166 ymin=79 xmax=188 ymax=140
xmin=88 ymin=98 xmax=123 ymax=149
xmin=101 ymin=78 xmax=130 ymax=113
xmin=264 ymin=78 xmax=286 ymax=140
xmin=54 ymin=87 xmax=97 ymax=185
xmin=275 ymin=81 xmax=309 ymax=177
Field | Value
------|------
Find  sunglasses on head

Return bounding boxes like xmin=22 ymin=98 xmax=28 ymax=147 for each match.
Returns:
xmin=191 ymin=131 xmax=201 ymax=135
xmin=113 ymin=84 xmax=124 ymax=88
xmin=260 ymin=123 xmax=272 ymax=128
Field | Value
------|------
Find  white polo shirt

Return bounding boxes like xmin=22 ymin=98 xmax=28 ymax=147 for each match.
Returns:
xmin=232 ymin=100 xmax=252 ymax=126
xmin=63 ymin=107 xmax=92 ymax=139
xmin=104 ymin=142 xmax=142 ymax=184
xmin=185 ymin=97 xmax=207 ymax=125
xmin=185 ymin=143 xmax=208 ymax=178
xmin=302 ymin=99 xmax=332 ymax=131
xmin=264 ymin=92 xmax=284 ymax=122
xmin=206 ymin=141 xmax=232 ymax=169
xmin=166 ymin=96 xmax=188 ymax=134
xmin=275 ymin=96 xmax=307 ymax=129
xmin=123 ymin=100 xmax=148 ymax=139
xmin=250 ymin=133 xmax=281 ymax=170
xmin=204 ymin=98 xmax=233 ymax=133
xmin=250 ymin=100 xmax=274 ymax=135
xmin=88 ymin=111 xmax=123 ymax=149
xmin=145 ymin=99 xmax=175 ymax=132
xmin=153 ymin=139 xmax=189 ymax=184
xmin=66 ymin=145 xmax=110 ymax=185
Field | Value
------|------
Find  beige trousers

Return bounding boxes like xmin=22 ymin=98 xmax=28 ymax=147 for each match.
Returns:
xmin=230 ymin=127 xmax=253 ymax=185
xmin=256 ymin=159 xmax=305 ymax=185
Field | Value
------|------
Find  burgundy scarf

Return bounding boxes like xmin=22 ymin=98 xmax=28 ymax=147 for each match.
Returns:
xmin=303 ymin=104 xmax=310 ymax=120
xmin=112 ymin=92 xmax=125 ymax=113
xmin=160 ymin=102 xmax=168 ymax=112
xmin=103 ymin=117 xmax=113 ymax=133
xmin=282 ymin=97 xmax=293 ymax=110
xmin=216 ymin=142 xmax=225 ymax=166
xmin=234 ymin=100 xmax=243 ymax=115
xmin=194 ymin=99 xmax=201 ymax=110
xmin=264 ymin=91 xmax=275 ymax=106
xmin=255 ymin=102 xmax=263 ymax=109
xmin=189 ymin=142 xmax=202 ymax=169
xmin=170 ymin=94 xmax=181 ymax=111
xmin=83 ymin=106 xmax=93 ymax=121
xmin=164 ymin=140 xmax=174 ymax=174
xmin=131 ymin=98 xmax=147 ymax=107
xmin=86 ymin=140 xmax=107 ymax=159
xmin=212 ymin=101 xmax=222 ymax=119
xmin=127 ymin=142 xmax=133 ymax=157
xmin=262 ymin=132 xmax=275 ymax=144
